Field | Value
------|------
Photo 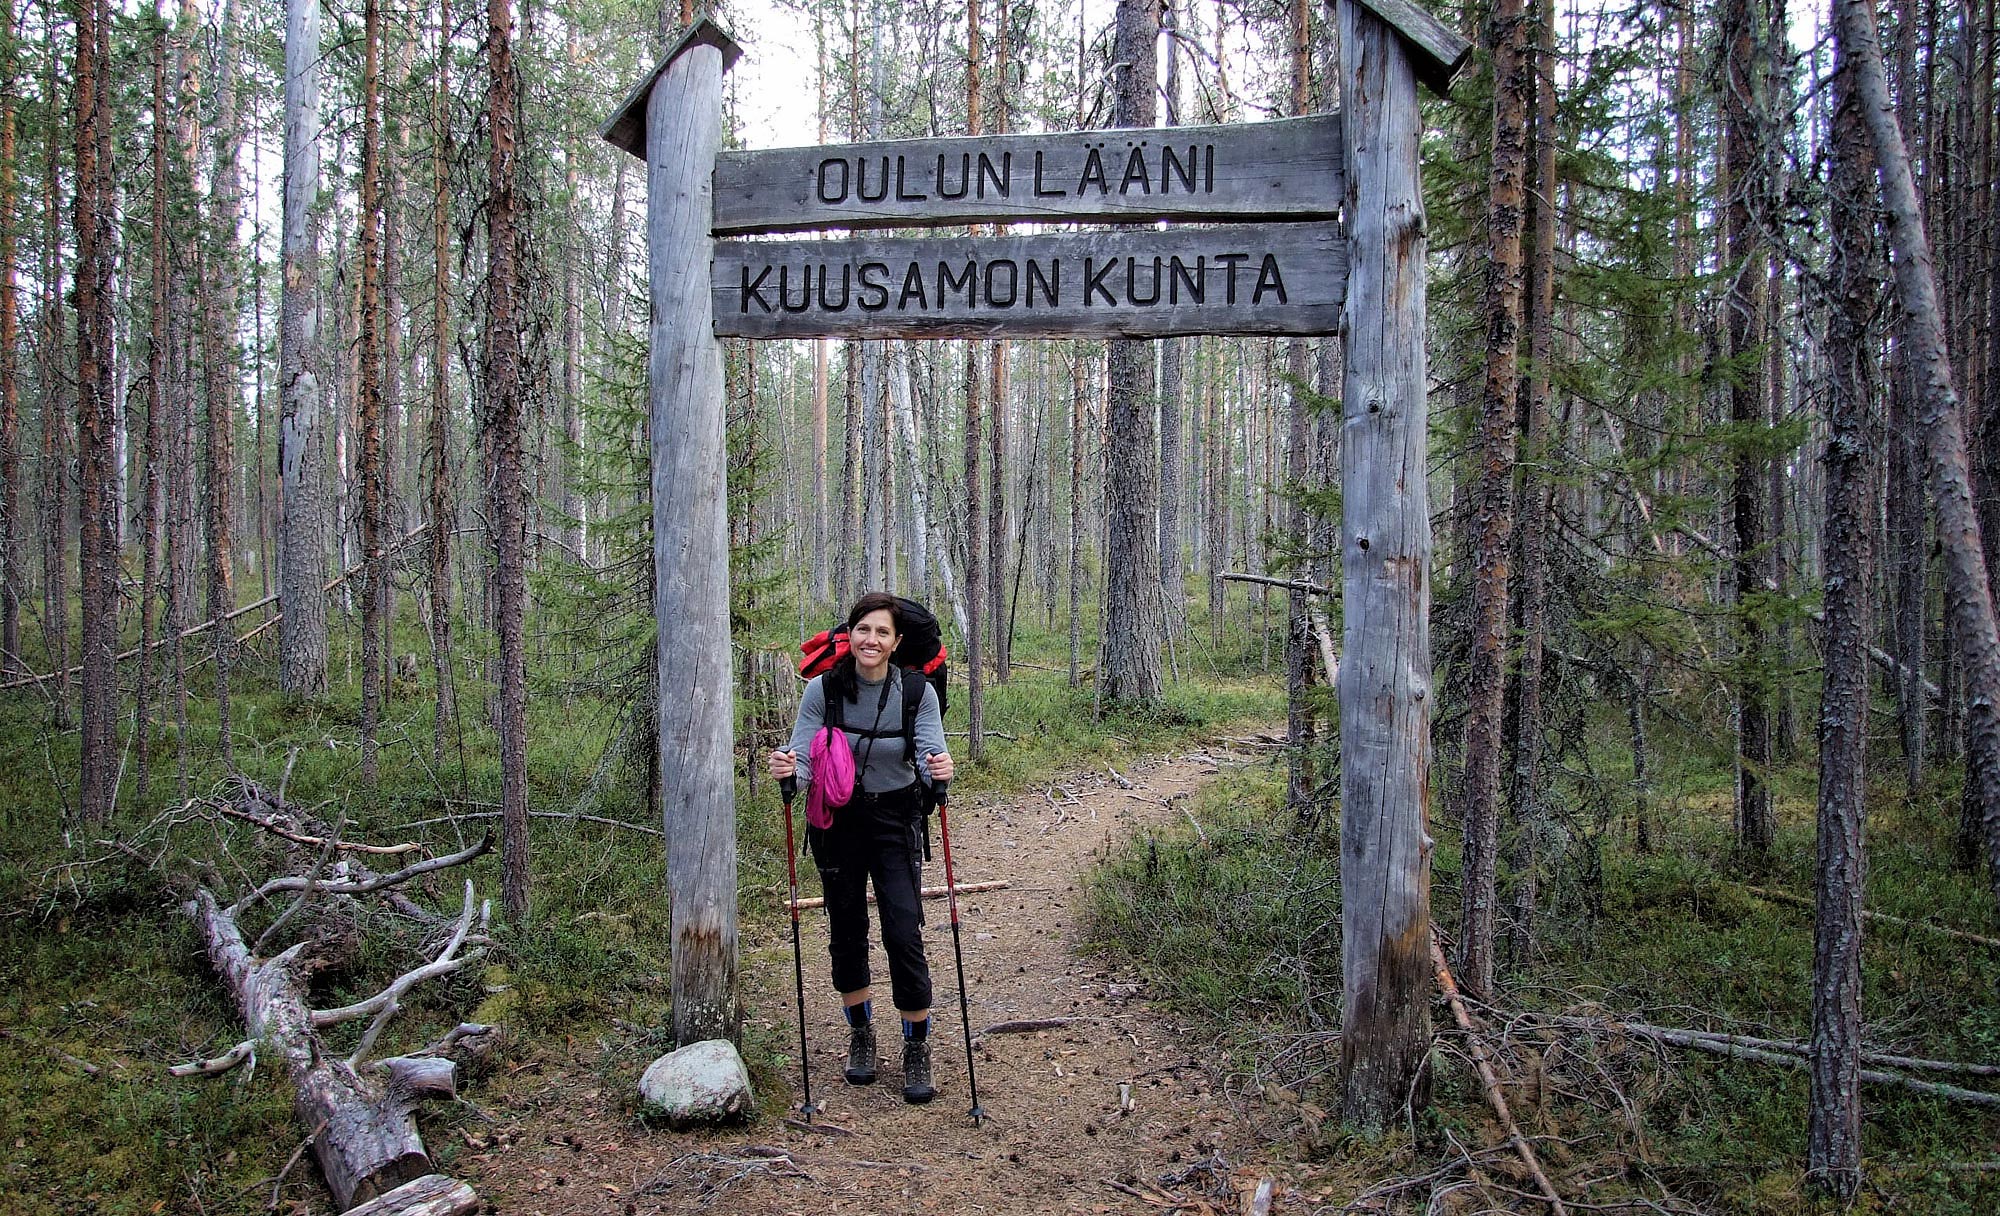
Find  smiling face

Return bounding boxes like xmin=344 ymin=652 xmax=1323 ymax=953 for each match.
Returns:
xmin=849 ymin=608 xmax=901 ymax=680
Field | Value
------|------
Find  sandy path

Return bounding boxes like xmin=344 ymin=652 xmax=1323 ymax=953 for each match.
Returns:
xmin=459 ymin=744 xmax=1291 ymax=1215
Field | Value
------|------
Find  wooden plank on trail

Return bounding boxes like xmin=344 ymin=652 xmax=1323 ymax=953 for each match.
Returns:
xmin=711 ymin=223 xmax=1344 ymax=339
xmin=711 ymin=115 xmax=1342 ymax=235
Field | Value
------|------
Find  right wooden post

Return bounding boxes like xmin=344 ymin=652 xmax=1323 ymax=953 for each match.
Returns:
xmin=1331 ymin=0 xmax=1467 ymax=1130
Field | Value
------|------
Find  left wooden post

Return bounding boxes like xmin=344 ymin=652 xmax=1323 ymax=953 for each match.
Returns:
xmin=603 ymin=19 xmax=744 ymax=1046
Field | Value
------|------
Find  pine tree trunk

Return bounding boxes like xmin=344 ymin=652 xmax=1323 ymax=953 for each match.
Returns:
xmin=1461 ymin=0 xmax=1531 ymax=996
xmin=0 ymin=5 xmax=18 ymax=681
xmin=279 ymin=0 xmax=328 ymax=696
xmin=74 ymin=0 xmax=117 ymax=822
xmin=1808 ymin=43 xmax=1880 ymax=1197
xmin=1101 ymin=0 xmax=1163 ymax=706
xmin=1505 ymin=0 xmax=1558 ymax=964
xmin=1834 ymin=0 xmax=2000 ymax=918
xmin=201 ymin=0 xmax=244 ymax=770
xmin=358 ymin=0 xmax=385 ymax=786
xmin=427 ymin=0 xmax=456 ymax=768
xmin=963 ymin=0 xmax=986 ymax=758
xmin=39 ymin=9 xmax=67 ymax=730
xmin=488 ymin=0 xmax=530 ymax=923
xmin=137 ymin=1 xmax=169 ymax=797
xmin=1724 ymin=0 xmax=1773 ymax=857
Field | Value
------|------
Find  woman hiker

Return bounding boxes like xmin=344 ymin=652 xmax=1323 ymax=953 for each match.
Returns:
xmin=769 ymin=591 xmax=954 ymax=1104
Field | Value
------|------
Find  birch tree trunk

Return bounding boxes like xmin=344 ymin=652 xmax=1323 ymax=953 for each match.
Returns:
xmin=1808 ymin=40 xmax=1879 ymax=1197
xmin=646 ymin=36 xmax=739 ymax=1045
xmin=279 ymin=0 xmax=327 ymax=697
xmin=890 ymin=346 xmax=967 ymax=638
xmin=1335 ymin=0 xmax=1435 ymax=1128
xmin=1833 ymin=0 xmax=2000 ymax=917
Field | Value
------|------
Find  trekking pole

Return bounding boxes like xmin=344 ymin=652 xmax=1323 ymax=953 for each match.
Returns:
xmin=932 ymin=777 xmax=986 ymax=1125
xmin=780 ymin=773 xmax=820 ymax=1121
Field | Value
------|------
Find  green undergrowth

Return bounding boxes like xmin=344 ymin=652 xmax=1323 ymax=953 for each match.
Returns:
xmin=1086 ymin=723 xmax=2000 ymax=1214
xmin=0 ymin=590 xmax=1284 ymax=1213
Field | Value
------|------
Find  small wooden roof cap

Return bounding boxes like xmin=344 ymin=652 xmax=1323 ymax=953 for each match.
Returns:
xmin=600 ymin=17 xmax=743 ymax=159
xmin=1345 ymin=0 xmax=1473 ymax=98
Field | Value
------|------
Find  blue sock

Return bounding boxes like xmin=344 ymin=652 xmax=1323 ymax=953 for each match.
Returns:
xmin=844 ymin=1000 xmax=872 ymax=1028
xmin=902 ymin=1017 xmax=929 ymax=1041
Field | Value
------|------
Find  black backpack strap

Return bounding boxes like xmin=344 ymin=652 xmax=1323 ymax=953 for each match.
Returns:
xmin=900 ymin=668 xmax=934 ymax=861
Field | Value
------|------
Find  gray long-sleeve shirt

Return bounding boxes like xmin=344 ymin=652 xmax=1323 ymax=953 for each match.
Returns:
xmin=786 ymin=672 xmax=947 ymax=795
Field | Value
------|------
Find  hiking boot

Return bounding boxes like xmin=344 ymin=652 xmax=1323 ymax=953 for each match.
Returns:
xmin=844 ymin=1023 xmax=878 ymax=1085
xmin=901 ymin=1036 xmax=935 ymax=1104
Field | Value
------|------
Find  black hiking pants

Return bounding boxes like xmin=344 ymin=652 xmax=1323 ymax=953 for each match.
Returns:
xmin=807 ymin=783 xmax=933 ymax=1013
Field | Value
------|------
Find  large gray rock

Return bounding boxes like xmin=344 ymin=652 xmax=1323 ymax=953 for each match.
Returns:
xmin=638 ymin=1039 xmax=754 ymax=1126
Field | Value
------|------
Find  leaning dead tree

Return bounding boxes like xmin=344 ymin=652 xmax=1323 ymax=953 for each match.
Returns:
xmin=175 ymin=779 xmax=491 ymax=1212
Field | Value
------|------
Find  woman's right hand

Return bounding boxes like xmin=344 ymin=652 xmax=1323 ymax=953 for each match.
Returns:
xmin=768 ymin=748 xmax=797 ymax=781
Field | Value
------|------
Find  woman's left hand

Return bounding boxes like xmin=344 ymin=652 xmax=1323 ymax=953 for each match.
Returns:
xmin=926 ymin=751 xmax=954 ymax=782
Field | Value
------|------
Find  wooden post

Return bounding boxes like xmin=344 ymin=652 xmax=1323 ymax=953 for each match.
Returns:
xmin=1330 ymin=0 xmax=1467 ymax=1131
xmin=605 ymin=19 xmax=743 ymax=1047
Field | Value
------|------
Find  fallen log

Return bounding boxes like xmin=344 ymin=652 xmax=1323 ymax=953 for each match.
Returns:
xmin=1558 ymin=1017 xmax=2000 ymax=1108
xmin=1533 ymin=1015 xmax=2000 ymax=1079
xmin=786 ymin=878 xmax=1009 ymax=912
xmin=1431 ymin=934 xmax=1570 ymax=1216
xmin=1740 ymin=884 xmax=2000 ymax=950
xmin=180 ymin=831 xmax=492 ymax=1209
xmin=338 ymin=1174 xmax=479 ymax=1216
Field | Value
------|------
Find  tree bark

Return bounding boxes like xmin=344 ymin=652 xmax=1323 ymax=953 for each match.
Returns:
xmin=1461 ymin=0 xmax=1531 ymax=996
xmin=74 ymin=0 xmax=117 ymax=822
xmin=1834 ymin=0 xmax=2000 ymax=918
xmin=1724 ymin=0 xmax=1773 ymax=857
xmin=1101 ymin=0 xmax=1164 ymax=706
xmin=359 ymin=0 xmax=385 ymax=786
xmin=1335 ymin=0 xmax=1435 ymax=1130
xmin=429 ymin=0 xmax=456 ymax=767
xmin=964 ymin=0 xmax=987 ymax=758
xmin=39 ymin=4 xmax=67 ymax=731
xmin=279 ymin=0 xmax=328 ymax=696
xmin=0 ymin=0 xmax=18 ymax=681
xmin=488 ymin=0 xmax=530 ymax=923
xmin=646 ymin=36 xmax=739 ymax=1044
xmin=1808 ymin=42 xmax=1880 ymax=1199
xmin=1505 ymin=0 xmax=1558 ymax=964
xmin=200 ymin=0 xmax=244 ymax=771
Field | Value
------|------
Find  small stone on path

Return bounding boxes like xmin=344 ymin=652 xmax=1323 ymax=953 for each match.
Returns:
xmin=637 ymin=1039 xmax=753 ymax=1127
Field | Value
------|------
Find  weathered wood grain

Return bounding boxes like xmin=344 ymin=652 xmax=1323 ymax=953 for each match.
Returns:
xmin=600 ymin=18 xmax=742 ymax=158
xmin=712 ymin=115 xmax=1342 ymax=234
xmin=338 ymin=1174 xmax=479 ymax=1216
xmin=1333 ymin=0 xmax=1437 ymax=1131
xmin=647 ymin=37 xmax=741 ymax=1047
xmin=712 ymin=223 xmax=1344 ymax=339
xmin=1349 ymin=0 xmax=1472 ymax=96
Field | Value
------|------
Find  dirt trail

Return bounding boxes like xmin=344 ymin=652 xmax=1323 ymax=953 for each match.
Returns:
xmin=459 ymin=744 xmax=1299 ymax=1215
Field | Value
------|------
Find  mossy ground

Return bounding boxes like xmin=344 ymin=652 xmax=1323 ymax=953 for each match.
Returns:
xmin=1087 ymin=714 xmax=2000 ymax=1213
xmin=0 ymin=589 xmax=1281 ymax=1213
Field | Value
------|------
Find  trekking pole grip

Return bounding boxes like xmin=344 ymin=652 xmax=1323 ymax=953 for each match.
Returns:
xmin=781 ymin=774 xmax=798 ymax=803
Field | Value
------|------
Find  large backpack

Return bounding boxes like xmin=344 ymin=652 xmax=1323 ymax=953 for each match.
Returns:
xmin=797 ymin=595 xmax=949 ymax=718
xmin=797 ymin=596 xmax=950 ymax=854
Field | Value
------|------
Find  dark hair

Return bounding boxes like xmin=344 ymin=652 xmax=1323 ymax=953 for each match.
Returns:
xmin=827 ymin=591 xmax=903 ymax=703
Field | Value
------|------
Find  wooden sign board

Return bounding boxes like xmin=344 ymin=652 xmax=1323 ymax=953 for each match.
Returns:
xmin=712 ymin=115 xmax=1342 ymax=236
xmin=711 ymin=223 xmax=1344 ymax=339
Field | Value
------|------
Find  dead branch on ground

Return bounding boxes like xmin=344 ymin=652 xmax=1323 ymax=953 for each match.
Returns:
xmin=1431 ymin=933 xmax=1572 ymax=1216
